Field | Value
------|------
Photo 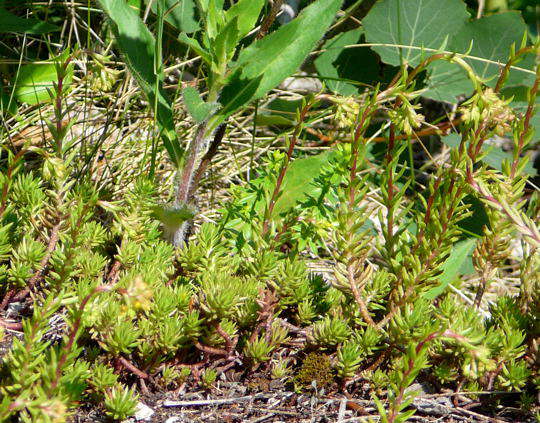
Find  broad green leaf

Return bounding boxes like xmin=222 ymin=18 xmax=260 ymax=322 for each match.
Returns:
xmin=98 ymin=0 xmax=183 ymax=166
xmin=212 ymin=16 xmax=239 ymax=66
xmin=182 ymin=86 xmax=216 ymax=122
xmin=206 ymin=0 xmax=225 ymax=40
xmin=254 ymin=114 xmax=295 ymax=127
xmin=152 ymin=0 xmax=200 ymax=34
xmin=218 ymin=0 xmax=343 ymax=121
xmin=152 ymin=204 xmax=196 ymax=229
xmin=314 ymin=29 xmax=380 ymax=96
xmin=442 ymin=133 xmax=535 ymax=175
xmin=252 ymin=150 xmax=338 ymax=218
xmin=224 ymin=0 xmax=265 ymax=39
xmin=425 ymin=12 xmax=535 ymax=102
xmin=362 ymin=0 xmax=469 ymax=67
xmin=423 ymin=238 xmax=477 ymax=300
xmin=0 ymin=8 xmax=59 ymax=34
xmin=13 ymin=51 xmax=73 ymax=105
xmin=459 ymin=195 xmax=489 ymax=237
xmin=272 ymin=151 xmax=337 ymax=216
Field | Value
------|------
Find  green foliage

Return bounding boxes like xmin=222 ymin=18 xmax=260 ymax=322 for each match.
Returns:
xmin=0 ymin=6 xmax=59 ymax=34
xmin=97 ymin=0 xmax=182 ymax=166
xmin=103 ymin=385 xmax=138 ymax=420
xmin=218 ymin=0 xmax=343 ymax=120
xmin=363 ymin=0 xmax=469 ymax=67
xmin=426 ymin=12 xmax=534 ymax=101
xmin=200 ymin=368 xmax=218 ymax=389
xmin=0 ymin=2 xmax=539 ymax=422
xmin=13 ymin=50 xmax=73 ymax=105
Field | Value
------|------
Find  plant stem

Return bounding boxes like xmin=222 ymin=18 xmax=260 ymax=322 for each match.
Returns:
xmin=50 ymin=284 xmax=113 ymax=391
xmin=262 ymin=102 xmax=311 ymax=236
xmin=510 ymin=66 xmax=539 ymax=178
xmin=172 ymin=122 xmax=208 ymax=247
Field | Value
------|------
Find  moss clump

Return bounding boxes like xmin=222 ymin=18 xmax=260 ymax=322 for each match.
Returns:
xmin=295 ymin=352 xmax=334 ymax=389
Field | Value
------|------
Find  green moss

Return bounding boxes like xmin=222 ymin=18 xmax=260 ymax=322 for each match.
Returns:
xmin=295 ymin=352 xmax=334 ymax=389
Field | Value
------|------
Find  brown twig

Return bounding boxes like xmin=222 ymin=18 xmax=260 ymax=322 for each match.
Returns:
xmin=194 ymin=341 xmax=229 ymax=356
xmin=249 ymin=289 xmax=278 ymax=344
xmin=117 ymin=356 xmax=149 ymax=379
xmin=0 ymin=290 xmax=15 ymax=311
xmin=211 ymin=321 xmax=236 ymax=355
xmin=106 ymin=259 xmax=122 ymax=284
xmin=12 ymin=222 xmax=62 ymax=303
xmin=0 ymin=319 xmax=23 ymax=331
xmin=257 ymin=0 xmax=285 ymax=40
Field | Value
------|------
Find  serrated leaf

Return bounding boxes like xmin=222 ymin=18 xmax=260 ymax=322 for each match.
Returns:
xmin=13 ymin=50 xmax=72 ymax=105
xmin=0 ymin=8 xmax=59 ymax=34
xmin=423 ymin=238 xmax=477 ymax=300
xmin=425 ymin=12 xmax=535 ymax=102
xmin=98 ymin=0 xmax=183 ymax=166
xmin=363 ymin=0 xmax=469 ymax=67
xmin=217 ymin=0 xmax=343 ymax=121
xmin=224 ymin=0 xmax=265 ymax=39
xmin=212 ymin=16 xmax=239 ymax=66
xmin=183 ymin=86 xmax=215 ymax=122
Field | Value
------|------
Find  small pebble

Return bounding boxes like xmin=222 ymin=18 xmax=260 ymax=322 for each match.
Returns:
xmin=134 ymin=401 xmax=155 ymax=421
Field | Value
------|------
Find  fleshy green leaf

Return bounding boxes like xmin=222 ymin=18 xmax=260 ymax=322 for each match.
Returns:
xmin=442 ymin=133 xmax=535 ymax=175
xmin=98 ymin=0 xmax=183 ymax=166
xmin=217 ymin=0 xmax=343 ymax=121
xmin=425 ymin=12 xmax=535 ymax=102
xmin=0 ymin=8 xmax=59 ymax=34
xmin=183 ymin=86 xmax=216 ymax=122
xmin=13 ymin=51 xmax=72 ymax=105
xmin=362 ymin=0 xmax=469 ymax=67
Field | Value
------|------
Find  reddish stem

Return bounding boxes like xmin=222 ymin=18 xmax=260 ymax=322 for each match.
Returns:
xmin=117 ymin=356 xmax=149 ymax=379
xmin=262 ymin=103 xmax=311 ymax=236
xmin=511 ymin=68 xmax=539 ymax=178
